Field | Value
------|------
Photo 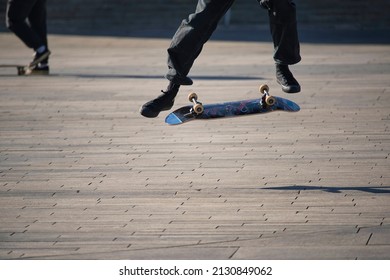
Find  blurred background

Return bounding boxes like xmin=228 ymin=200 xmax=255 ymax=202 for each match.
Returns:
xmin=0 ymin=0 xmax=389 ymax=37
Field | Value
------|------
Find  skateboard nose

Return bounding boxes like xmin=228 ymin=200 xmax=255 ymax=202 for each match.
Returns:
xmin=165 ymin=113 xmax=183 ymax=125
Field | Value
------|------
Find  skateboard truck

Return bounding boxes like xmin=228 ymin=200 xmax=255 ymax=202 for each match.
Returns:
xmin=188 ymin=92 xmax=204 ymax=115
xmin=259 ymin=84 xmax=276 ymax=108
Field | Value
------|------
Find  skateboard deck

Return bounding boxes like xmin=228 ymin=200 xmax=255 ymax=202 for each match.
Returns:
xmin=1 ymin=50 xmax=50 ymax=75
xmin=0 ymin=64 xmax=31 ymax=75
xmin=165 ymin=84 xmax=300 ymax=125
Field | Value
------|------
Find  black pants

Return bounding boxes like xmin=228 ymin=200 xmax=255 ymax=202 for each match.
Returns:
xmin=166 ymin=0 xmax=301 ymax=81
xmin=6 ymin=0 xmax=48 ymax=51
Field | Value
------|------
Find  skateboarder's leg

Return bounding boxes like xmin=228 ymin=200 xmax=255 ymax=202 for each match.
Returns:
xmin=268 ymin=0 xmax=300 ymax=65
xmin=262 ymin=0 xmax=301 ymax=93
xmin=166 ymin=0 xmax=235 ymax=85
xmin=140 ymin=0 xmax=235 ymax=118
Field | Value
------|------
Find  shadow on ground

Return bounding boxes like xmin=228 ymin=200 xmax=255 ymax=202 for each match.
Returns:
xmin=0 ymin=73 xmax=262 ymax=81
xmin=263 ymin=185 xmax=390 ymax=194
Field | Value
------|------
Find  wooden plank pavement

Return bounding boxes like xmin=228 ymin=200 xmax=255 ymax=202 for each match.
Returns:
xmin=0 ymin=31 xmax=389 ymax=259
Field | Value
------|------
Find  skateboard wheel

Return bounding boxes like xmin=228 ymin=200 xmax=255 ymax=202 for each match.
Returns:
xmin=193 ymin=103 xmax=204 ymax=114
xmin=265 ymin=95 xmax=276 ymax=106
xmin=17 ymin=66 xmax=25 ymax=76
xmin=259 ymin=84 xmax=269 ymax=94
xmin=188 ymin=92 xmax=198 ymax=102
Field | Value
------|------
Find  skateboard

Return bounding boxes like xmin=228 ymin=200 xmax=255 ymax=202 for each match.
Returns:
xmin=165 ymin=84 xmax=300 ymax=125
xmin=0 ymin=64 xmax=33 ymax=75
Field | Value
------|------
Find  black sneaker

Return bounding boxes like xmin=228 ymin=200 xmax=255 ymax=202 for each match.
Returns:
xmin=140 ymin=83 xmax=180 ymax=118
xmin=276 ymin=64 xmax=301 ymax=93
xmin=29 ymin=49 xmax=51 ymax=67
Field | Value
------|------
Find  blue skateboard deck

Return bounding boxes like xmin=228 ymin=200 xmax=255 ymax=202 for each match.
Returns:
xmin=165 ymin=85 xmax=300 ymax=125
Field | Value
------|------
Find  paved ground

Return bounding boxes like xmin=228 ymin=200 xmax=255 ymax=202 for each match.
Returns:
xmin=0 ymin=28 xmax=389 ymax=260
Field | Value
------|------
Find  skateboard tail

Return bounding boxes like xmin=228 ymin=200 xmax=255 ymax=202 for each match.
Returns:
xmin=276 ymin=97 xmax=300 ymax=112
xmin=0 ymin=64 xmax=29 ymax=75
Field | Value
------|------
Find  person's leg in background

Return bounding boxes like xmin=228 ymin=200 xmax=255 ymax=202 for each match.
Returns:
xmin=6 ymin=0 xmax=50 ymax=71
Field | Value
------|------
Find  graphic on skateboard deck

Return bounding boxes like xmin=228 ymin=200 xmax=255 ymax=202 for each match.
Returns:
xmin=0 ymin=64 xmax=33 ymax=75
xmin=165 ymin=84 xmax=300 ymax=125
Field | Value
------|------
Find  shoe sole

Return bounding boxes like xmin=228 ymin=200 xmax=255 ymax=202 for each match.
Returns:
xmin=277 ymin=79 xmax=301 ymax=94
xmin=139 ymin=104 xmax=174 ymax=118
xmin=140 ymin=106 xmax=160 ymax=118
